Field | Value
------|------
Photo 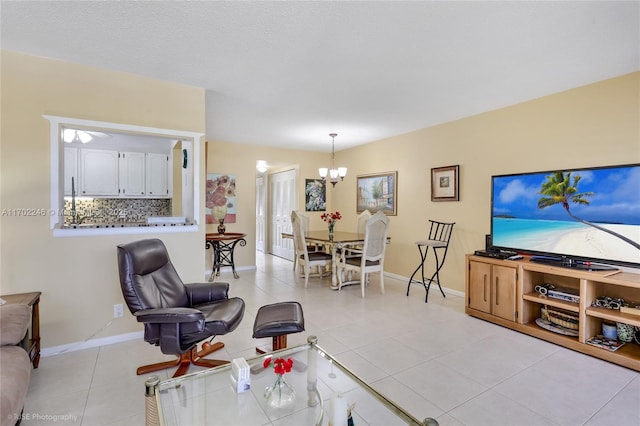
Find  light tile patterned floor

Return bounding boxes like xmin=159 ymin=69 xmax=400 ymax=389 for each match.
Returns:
xmin=22 ymin=253 xmax=640 ymax=425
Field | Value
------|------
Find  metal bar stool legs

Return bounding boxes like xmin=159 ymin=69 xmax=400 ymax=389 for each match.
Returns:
xmin=407 ymin=244 xmax=428 ymax=295
xmin=407 ymin=244 xmax=447 ymax=302
xmin=406 ymin=220 xmax=455 ymax=303
xmin=427 ymin=248 xmax=447 ymax=301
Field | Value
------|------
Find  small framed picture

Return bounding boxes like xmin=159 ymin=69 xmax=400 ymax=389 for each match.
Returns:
xmin=431 ymin=165 xmax=459 ymax=202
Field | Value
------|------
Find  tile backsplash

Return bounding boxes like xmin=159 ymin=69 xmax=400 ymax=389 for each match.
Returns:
xmin=64 ymin=198 xmax=171 ymax=225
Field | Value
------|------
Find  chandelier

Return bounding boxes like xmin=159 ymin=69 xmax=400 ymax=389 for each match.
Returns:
xmin=318 ymin=133 xmax=347 ymax=187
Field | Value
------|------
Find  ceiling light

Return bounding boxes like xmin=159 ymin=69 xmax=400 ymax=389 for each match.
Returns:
xmin=63 ymin=129 xmax=93 ymax=144
xmin=319 ymin=133 xmax=347 ymax=187
xmin=256 ymin=160 xmax=268 ymax=173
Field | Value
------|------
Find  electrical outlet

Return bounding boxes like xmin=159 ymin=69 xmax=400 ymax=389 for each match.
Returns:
xmin=113 ymin=303 xmax=124 ymax=318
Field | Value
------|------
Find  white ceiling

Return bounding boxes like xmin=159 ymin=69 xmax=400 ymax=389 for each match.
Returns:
xmin=1 ymin=1 xmax=638 ymax=152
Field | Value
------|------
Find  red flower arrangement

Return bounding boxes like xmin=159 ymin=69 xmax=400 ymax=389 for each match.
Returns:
xmin=263 ymin=357 xmax=294 ymax=376
xmin=321 ymin=211 xmax=342 ymax=225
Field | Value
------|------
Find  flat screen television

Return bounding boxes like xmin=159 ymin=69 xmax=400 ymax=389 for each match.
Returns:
xmin=490 ymin=163 xmax=640 ymax=270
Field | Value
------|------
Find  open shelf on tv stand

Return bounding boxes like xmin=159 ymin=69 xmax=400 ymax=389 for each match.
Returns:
xmin=465 ymin=254 xmax=640 ymax=372
xmin=529 ymin=255 xmax=618 ymax=271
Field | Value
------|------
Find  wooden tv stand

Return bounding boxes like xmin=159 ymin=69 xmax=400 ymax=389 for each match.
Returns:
xmin=465 ymin=254 xmax=640 ymax=371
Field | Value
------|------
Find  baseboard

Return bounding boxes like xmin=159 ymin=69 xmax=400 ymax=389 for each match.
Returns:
xmin=384 ymin=271 xmax=464 ymax=297
xmin=41 ymin=330 xmax=143 ymax=358
xmin=206 ymin=264 xmax=258 ymax=279
xmin=42 ymin=269 xmax=458 ymax=358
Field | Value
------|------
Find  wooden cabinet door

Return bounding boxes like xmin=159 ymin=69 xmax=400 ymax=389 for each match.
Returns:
xmin=80 ymin=149 xmax=119 ymax=196
xmin=119 ymin=152 xmax=146 ymax=197
xmin=492 ymin=264 xmax=517 ymax=321
xmin=468 ymin=260 xmax=492 ymax=314
xmin=146 ymin=153 xmax=169 ymax=197
xmin=63 ymin=147 xmax=78 ymax=196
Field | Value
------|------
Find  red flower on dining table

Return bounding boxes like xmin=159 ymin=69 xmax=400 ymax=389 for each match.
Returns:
xmin=263 ymin=357 xmax=294 ymax=376
xmin=321 ymin=211 xmax=342 ymax=224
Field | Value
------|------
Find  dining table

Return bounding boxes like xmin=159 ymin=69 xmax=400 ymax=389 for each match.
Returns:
xmin=283 ymin=230 xmax=390 ymax=289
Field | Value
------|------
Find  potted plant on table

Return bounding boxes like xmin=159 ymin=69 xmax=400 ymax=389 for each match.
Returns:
xmin=263 ymin=357 xmax=295 ymax=407
xmin=321 ymin=211 xmax=342 ymax=237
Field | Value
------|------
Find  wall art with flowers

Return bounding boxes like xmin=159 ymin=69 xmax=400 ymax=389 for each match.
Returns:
xmin=206 ymin=173 xmax=237 ymax=224
xmin=305 ymin=179 xmax=326 ymax=212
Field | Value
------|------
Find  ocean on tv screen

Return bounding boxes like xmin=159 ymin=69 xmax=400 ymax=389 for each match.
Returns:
xmin=492 ymin=218 xmax=639 ymax=265
xmin=491 ymin=164 xmax=640 ymax=266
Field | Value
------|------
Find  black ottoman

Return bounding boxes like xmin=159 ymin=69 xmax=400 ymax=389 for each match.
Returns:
xmin=252 ymin=301 xmax=305 ymax=353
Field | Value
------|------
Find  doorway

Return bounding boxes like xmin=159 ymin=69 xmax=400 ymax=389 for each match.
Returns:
xmin=268 ymin=169 xmax=297 ymax=260
xmin=255 ymin=174 xmax=266 ymax=253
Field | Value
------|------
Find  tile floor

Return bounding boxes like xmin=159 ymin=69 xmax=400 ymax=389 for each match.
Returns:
xmin=22 ymin=253 xmax=640 ymax=425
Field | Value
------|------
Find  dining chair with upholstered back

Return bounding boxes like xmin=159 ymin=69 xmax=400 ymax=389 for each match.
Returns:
xmin=291 ymin=210 xmax=323 ymax=271
xmin=356 ymin=209 xmax=372 ymax=234
xmin=291 ymin=211 xmax=333 ymax=287
xmin=337 ymin=211 xmax=390 ymax=298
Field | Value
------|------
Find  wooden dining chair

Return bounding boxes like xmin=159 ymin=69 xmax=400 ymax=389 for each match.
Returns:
xmin=356 ymin=209 xmax=372 ymax=234
xmin=291 ymin=210 xmax=324 ymax=272
xmin=337 ymin=211 xmax=390 ymax=298
xmin=291 ymin=212 xmax=332 ymax=287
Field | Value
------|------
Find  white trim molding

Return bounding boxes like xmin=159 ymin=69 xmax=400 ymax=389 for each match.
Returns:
xmin=43 ymin=115 xmax=203 ymax=235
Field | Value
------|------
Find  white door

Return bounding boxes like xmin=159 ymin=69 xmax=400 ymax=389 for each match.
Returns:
xmin=270 ymin=169 xmax=296 ymax=260
xmin=256 ymin=174 xmax=266 ymax=253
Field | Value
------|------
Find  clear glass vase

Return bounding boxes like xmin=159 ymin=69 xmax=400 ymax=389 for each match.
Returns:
xmin=264 ymin=374 xmax=295 ymax=408
xmin=328 ymin=222 xmax=335 ymax=239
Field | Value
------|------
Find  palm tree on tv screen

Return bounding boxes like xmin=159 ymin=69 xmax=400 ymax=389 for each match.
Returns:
xmin=537 ymin=171 xmax=640 ymax=250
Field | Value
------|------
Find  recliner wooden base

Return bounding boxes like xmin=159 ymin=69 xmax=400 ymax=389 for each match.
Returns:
xmin=136 ymin=341 xmax=228 ymax=378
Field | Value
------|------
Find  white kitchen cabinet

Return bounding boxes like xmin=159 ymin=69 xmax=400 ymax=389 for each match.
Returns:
xmin=79 ymin=149 xmax=119 ymax=196
xmin=63 ymin=147 xmax=78 ymax=196
xmin=119 ymin=152 xmax=146 ymax=197
xmin=146 ymin=153 xmax=170 ymax=198
xmin=73 ymin=149 xmax=169 ymax=198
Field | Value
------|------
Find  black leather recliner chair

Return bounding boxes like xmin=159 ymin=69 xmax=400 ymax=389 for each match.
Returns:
xmin=117 ymin=238 xmax=245 ymax=377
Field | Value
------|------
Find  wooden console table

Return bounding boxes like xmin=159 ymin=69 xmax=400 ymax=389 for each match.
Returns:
xmin=205 ymin=233 xmax=247 ymax=280
xmin=466 ymin=254 xmax=640 ymax=371
xmin=1 ymin=291 xmax=42 ymax=368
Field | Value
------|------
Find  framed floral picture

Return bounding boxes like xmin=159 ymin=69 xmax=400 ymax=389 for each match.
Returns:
xmin=356 ymin=171 xmax=397 ymax=215
xmin=431 ymin=165 xmax=459 ymax=201
xmin=305 ymin=179 xmax=326 ymax=211
xmin=206 ymin=173 xmax=236 ymax=223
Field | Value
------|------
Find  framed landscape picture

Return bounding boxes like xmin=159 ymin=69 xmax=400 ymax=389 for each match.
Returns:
xmin=356 ymin=171 xmax=397 ymax=215
xmin=431 ymin=165 xmax=459 ymax=201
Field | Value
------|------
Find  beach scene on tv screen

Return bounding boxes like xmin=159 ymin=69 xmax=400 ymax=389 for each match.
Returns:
xmin=492 ymin=165 xmax=640 ymax=265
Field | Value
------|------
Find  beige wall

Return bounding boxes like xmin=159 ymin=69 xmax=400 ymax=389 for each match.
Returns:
xmin=2 ymin=49 xmax=637 ymax=350
xmin=209 ymin=72 xmax=639 ymax=296
xmin=336 ymin=72 xmax=640 ymax=292
xmin=0 ymin=51 xmax=207 ymax=347
xmin=205 ymin=141 xmax=333 ymax=270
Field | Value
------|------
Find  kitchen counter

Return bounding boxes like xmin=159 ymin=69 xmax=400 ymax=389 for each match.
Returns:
xmin=64 ymin=221 xmax=196 ymax=229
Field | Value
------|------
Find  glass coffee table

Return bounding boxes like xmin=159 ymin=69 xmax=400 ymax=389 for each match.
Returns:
xmin=146 ymin=336 xmax=437 ymax=425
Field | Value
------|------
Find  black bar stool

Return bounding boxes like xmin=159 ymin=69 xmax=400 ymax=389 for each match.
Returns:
xmin=406 ymin=220 xmax=455 ymax=302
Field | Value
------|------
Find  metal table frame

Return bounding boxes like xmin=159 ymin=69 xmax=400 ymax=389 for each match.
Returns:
xmin=205 ymin=233 xmax=246 ymax=279
xmin=144 ymin=336 xmax=438 ymax=426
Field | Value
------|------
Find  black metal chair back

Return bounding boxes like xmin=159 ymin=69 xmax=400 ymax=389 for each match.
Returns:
xmin=407 ymin=220 xmax=455 ymax=302
xmin=427 ymin=220 xmax=455 ymax=246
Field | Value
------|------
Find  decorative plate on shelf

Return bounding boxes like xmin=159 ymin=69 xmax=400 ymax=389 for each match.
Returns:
xmin=535 ymin=317 xmax=579 ymax=337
